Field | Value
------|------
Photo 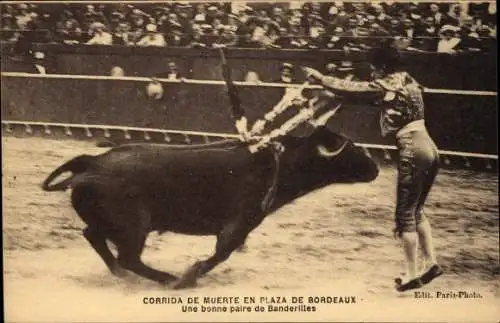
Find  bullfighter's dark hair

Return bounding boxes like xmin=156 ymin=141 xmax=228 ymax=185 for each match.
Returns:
xmin=368 ymin=40 xmax=402 ymax=74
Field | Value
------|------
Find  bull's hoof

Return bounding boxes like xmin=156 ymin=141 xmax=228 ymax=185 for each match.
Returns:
xmin=236 ymin=244 xmax=248 ymax=253
xmin=169 ymin=265 xmax=200 ymax=289
xmin=169 ymin=277 xmax=198 ymax=290
xmin=111 ymin=263 xmax=128 ymax=278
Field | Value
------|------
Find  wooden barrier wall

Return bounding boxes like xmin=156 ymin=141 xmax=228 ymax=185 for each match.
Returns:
xmin=1 ymin=74 xmax=497 ymax=155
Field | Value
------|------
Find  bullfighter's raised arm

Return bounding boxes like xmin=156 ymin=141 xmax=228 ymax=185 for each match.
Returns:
xmin=302 ymin=67 xmax=382 ymax=95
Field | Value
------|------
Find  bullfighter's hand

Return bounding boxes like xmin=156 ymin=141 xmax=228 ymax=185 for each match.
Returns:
xmin=250 ymin=119 xmax=266 ymax=135
xmin=302 ymin=67 xmax=323 ymax=81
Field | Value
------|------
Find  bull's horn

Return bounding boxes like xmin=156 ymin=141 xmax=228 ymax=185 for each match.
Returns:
xmin=317 ymin=140 xmax=349 ymax=158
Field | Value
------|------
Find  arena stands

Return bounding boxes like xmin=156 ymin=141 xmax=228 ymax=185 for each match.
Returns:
xmin=1 ymin=2 xmax=497 ymax=53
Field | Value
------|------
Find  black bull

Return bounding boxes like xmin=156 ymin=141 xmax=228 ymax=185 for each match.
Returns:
xmin=42 ymin=126 xmax=379 ymax=288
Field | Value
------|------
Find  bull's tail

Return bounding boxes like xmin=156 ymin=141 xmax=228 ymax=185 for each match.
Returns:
xmin=41 ymin=155 xmax=94 ymax=192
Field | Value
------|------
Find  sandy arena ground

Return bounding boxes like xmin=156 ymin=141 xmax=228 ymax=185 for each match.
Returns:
xmin=2 ymin=136 xmax=499 ymax=322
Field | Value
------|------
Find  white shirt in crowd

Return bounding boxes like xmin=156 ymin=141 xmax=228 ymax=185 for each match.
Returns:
xmin=437 ymin=37 xmax=461 ymax=53
xmin=87 ymin=31 xmax=113 ymax=45
xmin=34 ymin=64 xmax=46 ymax=74
xmin=137 ymin=34 xmax=167 ymax=47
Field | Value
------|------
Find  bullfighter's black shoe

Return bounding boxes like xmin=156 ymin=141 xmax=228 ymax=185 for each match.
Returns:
xmin=420 ymin=264 xmax=444 ymax=285
xmin=395 ymin=277 xmax=423 ymax=292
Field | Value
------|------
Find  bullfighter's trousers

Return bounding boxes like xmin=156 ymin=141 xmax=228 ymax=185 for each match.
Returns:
xmin=394 ymin=120 xmax=440 ymax=235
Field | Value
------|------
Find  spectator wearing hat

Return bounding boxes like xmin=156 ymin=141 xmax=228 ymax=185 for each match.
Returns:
xmin=86 ymin=22 xmax=112 ymax=45
xmin=193 ymin=4 xmax=207 ymax=23
xmin=1 ymin=4 xmax=16 ymax=32
xmin=82 ymin=4 xmax=108 ymax=32
xmin=205 ymin=5 xmax=220 ymax=25
xmin=322 ymin=62 xmax=336 ymax=76
xmin=335 ymin=60 xmax=357 ymax=80
xmin=258 ymin=21 xmax=281 ymax=48
xmin=446 ymin=3 xmax=471 ymax=27
xmin=428 ymin=3 xmax=446 ymax=28
xmin=275 ymin=63 xmax=298 ymax=84
xmin=136 ymin=24 xmax=166 ymax=47
xmin=155 ymin=61 xmax=183 ymax=80
xmin=56 ymin=17 xmax=83 ymax=44
xmin=329 ymin=2 xmax=350 ymax=28
xmin=249 ymin=17 xmax=266 ymax=45
xmin=394 ymin=19 xmax=417 ymax=50
xmin=414 ymin=16 xmax=439 ymax=51
xmin=225 ymin=13 xmax=240 ymax=32
xmin=168 ymin=22 xmax=188 ymax=46
xmin=270 ymin=27 xmax=289 ymax=49
xmin=186 ymin=24 xmax=207 ymax=48
xmin=270 ymin=6 xmax=288 ymax=30
xmin=15 ymin=3 xmax=34 ymax=29
xmin=372 ymin=4 xmax=390 ymax=26
xmin=437 ymin=24 xmax=461 ymax=53
xmin=214 ymin=25 xmax=238 ymax=47
xmin=113 ymin=21 xmax=133 ymax=46
xmin=324 ymin=26 xmax=346 ymax=50
xmin=476 ymin=24 xmax=495 ymax=52
xmin=129 ymin=8 xmax=147 ymax=40
xmin=32 ymin=51 xmax=48 ymax=74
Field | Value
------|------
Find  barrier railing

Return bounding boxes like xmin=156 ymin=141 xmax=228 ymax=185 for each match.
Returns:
xmin=1 ymin=72 xmax=497 ymax=97
xmin=2 ymin=120 xmax=497 ymax=172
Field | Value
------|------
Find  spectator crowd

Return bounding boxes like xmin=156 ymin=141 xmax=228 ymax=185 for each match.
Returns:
xmin=1 ymin=1 xmax=497 ymax=53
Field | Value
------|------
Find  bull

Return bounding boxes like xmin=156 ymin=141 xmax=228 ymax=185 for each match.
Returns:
xmin=41 ymin=125 xmax=378 ymax=289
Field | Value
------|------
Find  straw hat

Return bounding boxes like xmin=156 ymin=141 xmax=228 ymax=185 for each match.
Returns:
xmin=337 ymin=61 xmax=354 ymax=71
xmin=33 ymin=51 xmax=45 ymax=60
xmin=146 ymin=24 xmax=157 ymax=32
xmin=439 ymin=24 xmax=459 ymax=35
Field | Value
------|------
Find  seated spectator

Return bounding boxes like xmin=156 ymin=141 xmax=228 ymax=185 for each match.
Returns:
xmin=82 ymin=4 xmax=109 ymax=31
xmin=258 ymin=21 xmax=281 ymax=48
xmin=372 ymin=3 xmax=391 ymax=26
xmin=86 ymin=22 xmax=112 ymax=45
xmin=308 ymin=16 xmax=326 ymax=46
xmin=129 ymin=9 xmax=148 ymax=42
xmin=193 ymin=4 xmax=206 ymax=23
xmin=270 ymin=6 xmax=288 ymax=30
xmin=476 ymin=25 xmax=496 ymax=52
xmin=437 ymin=24 xmax=461 ymax=53
xmin=0 ymin=2 xmax=496 ymax=53
xmin=414 ymin=16 xmax=439 ymax=51
xmin=15 ymin=4 xmax=34 ymax=29
xmin=324 ymin=26 xmax=346 ymax=49
xmin=167 ymin=24 xmax=185 ymax=46
xmin=428 ymin=2 xmax=447 ymax=28
xmin=57 ymin=18 xmax=83 ymax=44
xmin=447 ymin=3 xmax=471 ymax=27
xmin=393 ymin=19 xmax=418 ymax=50
xmin=213 ymin=26 xmax=238 ymax=47
xmin=136 ymin=24 xmax=166 ymax=47
xmin=187 ymin=25 xmax=208 ymax=48
xmin=113 ymin=21 xmax=133 ymax=46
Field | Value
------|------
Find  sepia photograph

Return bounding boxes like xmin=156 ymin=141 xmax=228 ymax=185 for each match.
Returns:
xmin=1 ymin=0 xmax=498 ymax=322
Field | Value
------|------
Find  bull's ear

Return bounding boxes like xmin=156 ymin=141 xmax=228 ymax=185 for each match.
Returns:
xmin=316 ymin=141 xmax=348 ymax=158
